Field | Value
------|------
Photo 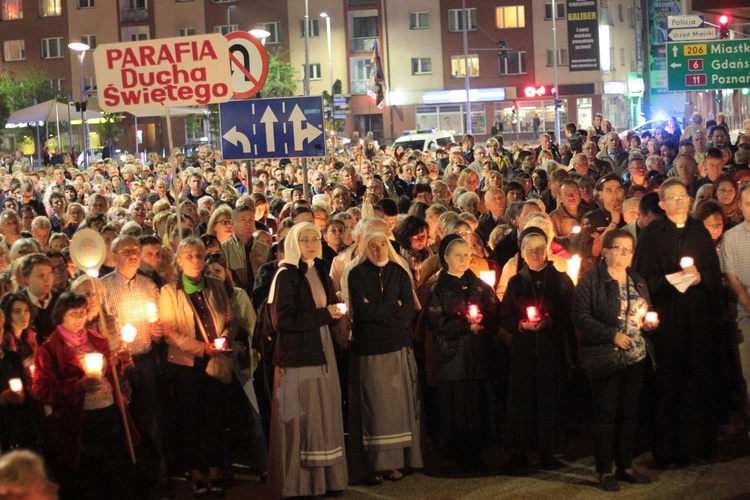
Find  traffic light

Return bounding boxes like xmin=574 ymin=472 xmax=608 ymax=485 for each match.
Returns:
xmin=719 ymin=14 xmax=730 ymax=39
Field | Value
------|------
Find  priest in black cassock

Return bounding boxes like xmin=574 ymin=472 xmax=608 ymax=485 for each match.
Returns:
xmin=632 ymin=178 xmax=725 ymax=468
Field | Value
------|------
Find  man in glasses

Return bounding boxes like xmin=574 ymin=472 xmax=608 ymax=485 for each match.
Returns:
xmin=633 ymin=178 xmax=724 ymax=469
xmin=221 ymin=203 xmax=270 ymax=292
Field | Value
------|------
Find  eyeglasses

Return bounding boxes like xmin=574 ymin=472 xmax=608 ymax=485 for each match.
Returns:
xmin=116 ymin=248 xmax=141 ymax=257
xmin=664 ymin=194 xmax=689 ymax=202
xmin=607 ymin=245 xmax=634 ymax=254
xmin=81 ymin=291 xmax=97 ymax=298
xmin=215 ymin=219 xmax=233 ymax=226
xmin=455 ymin=230 xmax=473 ymax=237
xmin=65 ymin=309 xmax=88 ymax=319
xmin=299 ymin=237 xmax=322 ymax=245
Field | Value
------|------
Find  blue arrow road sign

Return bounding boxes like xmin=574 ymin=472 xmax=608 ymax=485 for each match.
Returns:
xmin=219 ymin=96 xmax=326 ymax=159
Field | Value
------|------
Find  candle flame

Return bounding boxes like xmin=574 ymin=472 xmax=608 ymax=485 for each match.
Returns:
xmin=9 ymin=378 xmax=22 ymax=393
xmin=566 ymin=254 xmax=582 ymax=286
xmin=121 ymin=324 xmax=137 ymax=343
xmin=479 ymin=270 xmax=496 ymax=287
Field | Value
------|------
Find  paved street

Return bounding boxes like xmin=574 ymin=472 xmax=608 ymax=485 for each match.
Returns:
xmin=173 ymin=425 xmax=750 ymax=499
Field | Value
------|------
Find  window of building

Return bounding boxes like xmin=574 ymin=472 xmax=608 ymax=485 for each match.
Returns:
xmin=211 ymin=0 xmax=236 ymax=3
xmin=498 ymin=51 xmax=526 ymax=75
xmin=3 ymin=40 xmax=24 ymax=62
xmin=348 ymin=0 xmax=376 ymax=5
xmin=129 ymin=0 xmax=146 ymax=8
xmin=448 ymin=8 xmax=476 ymax=32
xmin=179 ymin=27 xmax=196 ymax=37
xmin=411 ymin=57 xmax=431 ymax=75
xmin=546 ymin=48 xmax=568 ymax=66
xmin=628 ymin=7 xmax=634 ymax=28
xmin=544 ymin=3 xmax=564 ymax=20
xmin=451 ymin=54 xmax=479 ymax=78
xmin=620 ymin=47 xmax=625 ymax=66
xmin=300 ymin=18 xmax=319 ymax=37
xmin=618 ymin=4 xmax=623 ymax=22
xmin=302 ymin=63 xmax=322 ymax=80
xmin=630 ymin=50 xmax=636 ymax=71
xmin=1 ymin=0 xmax=23 ymax=20
xmin=41 ymin=38 xmax=64 ymax=59
xmin=78 ymin=0 xmax=93 ymax=7
xmin=41 ymin=0 xmax=62 ymax=16
xmin=50 ymin=78 xmax=65 ymax=93
xmin=352 ymin=16 xmax=378 ymax=38
xmin=213 ymin=25 xmax=238 ymax=35
xmin=131 ymin=32 xmax=149 ymax=41
xmin=83 ymin=76 xmax=96 ymax=92
xmin=350 ymin=56 xmax=372 ymax=94
xmin=262 ymin=22 xmax=281 ymax=44
xmin=410 ymin=12 xmax=429 ymax=29
xmin=496 ymin=6 xmax=525 ymax=29
xmin=80 ymin=34 xmax=97 ymax=50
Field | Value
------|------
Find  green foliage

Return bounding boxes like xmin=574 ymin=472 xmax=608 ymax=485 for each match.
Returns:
xmin=262 ymin=49 xmax=298 ymax=98
xmin=99 ymin=112 xmax=122 ymax=144
xmin=0 ymin=68 xmax=59 ymax=137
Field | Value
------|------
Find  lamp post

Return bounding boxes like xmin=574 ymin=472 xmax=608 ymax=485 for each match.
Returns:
xmin=320 ymin=13 xmax=333 ymax=96
xmin=68 ymin=42 xmax=90 ymax=170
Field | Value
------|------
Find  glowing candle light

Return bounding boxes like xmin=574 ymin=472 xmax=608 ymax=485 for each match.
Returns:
xmin=645 ymin=312 xmax=658 ymax=323
xmin=9 ymin=378 xmax=22 ymax=394
xmin=214 ymin=337 xmax=227 ymax=350
xmin=571 ymin=225 xmax=582 ymax=234
xmin=680 ymin=257 xmax=694 ymax=269
xmin=86 ymin=268 xmax=99 ymax=278
xmin=84 ymin=353 xmax=104 ymax=378
xmin=121 ymin=324 xmax=137 ymax=344
xmin=526 ymin=306 xmax=540 ymax=322
xmin=29 ymin=364 xmax=35 ymax=379
xmin=566 ymin=254 xmax=582 ymax=286
xmin=336 ymin=303 xmax=348 ymax=314
xmin=146 ymin=302 xmax=158 ymax=323
xmin=479 ymin=270 xmax=496 ymax=287
xmin=468 ymin=304 xmax=479 ymax=320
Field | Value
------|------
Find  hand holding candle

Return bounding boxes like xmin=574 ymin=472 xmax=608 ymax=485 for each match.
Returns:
xmin=214 ymin=337 xmax=227 ymax=350
xmin=9 ymin=378 xmax=22 ymax=394
xmin=680 ymin=257 xmax=694 ymax=269
xmin=468 ymin=304 xmax=479 ymax=321
xmin=571 ymin=225 xmax=582 ymax=234
xmin=336 ymin=303 xmax=347 ymax=315
xmin=84 ymin=353 xmax=104 ymax=378
xmin=121 ymin=324 xmax=137 ymax=344
xmin=526 ymin=306 xmax=540 ymax=322
xmin=146 ymin=302 xmax=158 ymax=323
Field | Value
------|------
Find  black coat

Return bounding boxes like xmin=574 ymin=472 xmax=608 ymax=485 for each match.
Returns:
xmin=348 ymin=260 xmax=415 ymax=356
xmin=500 ymin=264 xmax=574 ymax=451
xmin=426 ymin=270 xmax=498 ymax=382
xmin=270 ymin=259 xmax=338 ymax=367
xmin=573 ymin=261 xmax=655 ymax=368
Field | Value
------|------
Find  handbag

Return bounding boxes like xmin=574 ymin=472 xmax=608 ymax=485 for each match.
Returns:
xmin=186 ymin=291 xmax=233 ymax=384
xmin=580 ymin=345 xmax=627 ymax=379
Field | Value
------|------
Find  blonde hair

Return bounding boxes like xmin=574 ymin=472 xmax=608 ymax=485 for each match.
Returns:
xmin=0 ymin=450 xmax=54 ymax=499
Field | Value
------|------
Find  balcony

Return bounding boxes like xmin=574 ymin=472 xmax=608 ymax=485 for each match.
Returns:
xmin=351 ymin=80 xmax=369 ymax=95
xmin=350 ymin=37 xmax=377 ymax=53
xmin=121 ymin=8 xmax=148 ymax=23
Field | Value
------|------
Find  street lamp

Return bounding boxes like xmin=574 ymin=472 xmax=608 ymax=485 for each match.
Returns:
xmin=249 ymin=28 xmax=271 ymax=46
xmin=320 ymin=13 xmax=333 ymax=97
xmin=68 ymin=41 xmax=90 ymax=170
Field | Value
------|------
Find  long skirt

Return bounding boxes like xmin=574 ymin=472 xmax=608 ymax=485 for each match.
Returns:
xmin=268 ymin=326 xmax=348 ymax=498
xmin=348 ymin=347 xmax=423 ymax=476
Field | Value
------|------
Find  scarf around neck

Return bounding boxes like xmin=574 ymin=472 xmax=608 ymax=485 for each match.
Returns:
xmin=58 ymin=324 xmax=88 ymax=348
xmin=182 ymin=274 xmax=206 ymax=294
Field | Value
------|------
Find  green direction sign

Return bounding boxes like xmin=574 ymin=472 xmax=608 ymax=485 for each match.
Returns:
xmin=666 ymin=40 xmax=750 ymax=91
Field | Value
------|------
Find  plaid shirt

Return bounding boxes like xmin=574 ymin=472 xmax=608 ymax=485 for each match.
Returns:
xmin=100 ymin=270 xmax=160 ymax=355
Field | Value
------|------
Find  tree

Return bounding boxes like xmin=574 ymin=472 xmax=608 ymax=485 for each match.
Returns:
xmin=99 ymin=112 xmax=122 ymax=158
xmin=262 ymin=48 xmax=298 ymax=98
xmin=0 ymin=68 xmax=60 ymax=140
xmin=321 ymin=79 xmax=344 ymax=136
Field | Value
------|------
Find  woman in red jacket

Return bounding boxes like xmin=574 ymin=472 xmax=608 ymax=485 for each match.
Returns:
xmin=33 ymin=291 xmax=138 ymax=500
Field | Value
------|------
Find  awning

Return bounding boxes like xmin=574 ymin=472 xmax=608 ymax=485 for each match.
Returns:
xmin=6 ymin=99 xmax=103 ymax=125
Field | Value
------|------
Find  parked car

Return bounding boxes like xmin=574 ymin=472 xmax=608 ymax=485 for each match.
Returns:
xmin=619 ymin=119 xmax=668 ymax=140
xmin=392 ymin=129 xmax=454 ymax=153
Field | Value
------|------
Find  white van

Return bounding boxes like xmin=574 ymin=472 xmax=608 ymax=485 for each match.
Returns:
xmin=391 ymin=130 xmax=454 ymax=153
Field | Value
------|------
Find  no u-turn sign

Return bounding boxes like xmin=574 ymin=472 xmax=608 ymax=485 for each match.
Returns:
xmin=226 ymin=31 xmax=269 ymax=99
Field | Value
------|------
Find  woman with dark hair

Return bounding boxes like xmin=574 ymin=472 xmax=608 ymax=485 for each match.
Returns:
xmin=200 ymin=233 xmax=221 ymax=256
xmin=33 ymin=291 xmax=137 ymax=499
xmin=346 ymin=230 xmax=421 ymax=484
xmin=713 ymin=174 xmax=742 ymax=230
xmin=574 ymin=229 xmax=658 ymax=491
xmin=161 ymin=237 xmax=236 ymax=498
xmin=395 ymin=215 xmax=432 ymax=285
xmin=0 ymin=292 xmax=37 ymax=364
xmin=267 ymin=222 xmax=347 ymax=498
xmin=503 ymin=181 xmax=525 ymax=204
xmin=694 ymin=199 xmax=726 ymax=249
xmin=529 ymin=168 xmax=549 ymax=199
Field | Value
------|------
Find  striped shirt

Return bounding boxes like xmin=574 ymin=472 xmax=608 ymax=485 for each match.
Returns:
xmin=100 ymin=270 xmax=160 ymax=355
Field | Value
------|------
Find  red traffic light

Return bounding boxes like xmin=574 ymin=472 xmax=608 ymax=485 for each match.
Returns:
xmin=719 ymin=14 xmax=729 ymax=25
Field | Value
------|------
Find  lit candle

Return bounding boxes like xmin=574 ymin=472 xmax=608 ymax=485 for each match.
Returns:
xmin=468 ymin=304 xmax=479 ymax=320
xmin=84 ymin=353 xmax=104 ymax=378
xmin=121 ymin=324 xmax=137 ymax=344
xmin=645 ymin=311 xmax=658 ymax=323
xmin=86 ymin=268 xmax=99 ymax=278
xmin=214 ymin=337 xmax=227 ymax=350
xmin=8 ymin=378 xmax=22 ymax=394
xmin=566 ymin=254 xmax=582 ymax=286
xmin=146 ymin=302 xmax=158 ymax=323
xmin=29 ymin=364 xmax=35 ymax=379
xmin=479 ymin=270 xmax=496 ymax=287
xmin=571 ymin=225 xmax=582 ymax=234
xmin=680 ymin=257 xmax=694 ymax=269
xmin=526 ymin=306 xmax=540 ymax=322
xmin=336 ymin=303 xmax=348 ymax=314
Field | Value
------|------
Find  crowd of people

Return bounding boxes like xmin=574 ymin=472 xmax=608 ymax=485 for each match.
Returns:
xmin=0 ymin=113 xmax=750 ymax=498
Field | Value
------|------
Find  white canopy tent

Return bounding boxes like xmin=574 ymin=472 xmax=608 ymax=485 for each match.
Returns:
xmin=5 ymin=98 xmax=102 ymax=126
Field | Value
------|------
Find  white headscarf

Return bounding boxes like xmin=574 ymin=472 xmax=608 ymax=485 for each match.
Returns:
xmin=269 ymin=222 xmax=322 ymax=304
xmin=361 ymin=230 xmax=405 ymax=270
